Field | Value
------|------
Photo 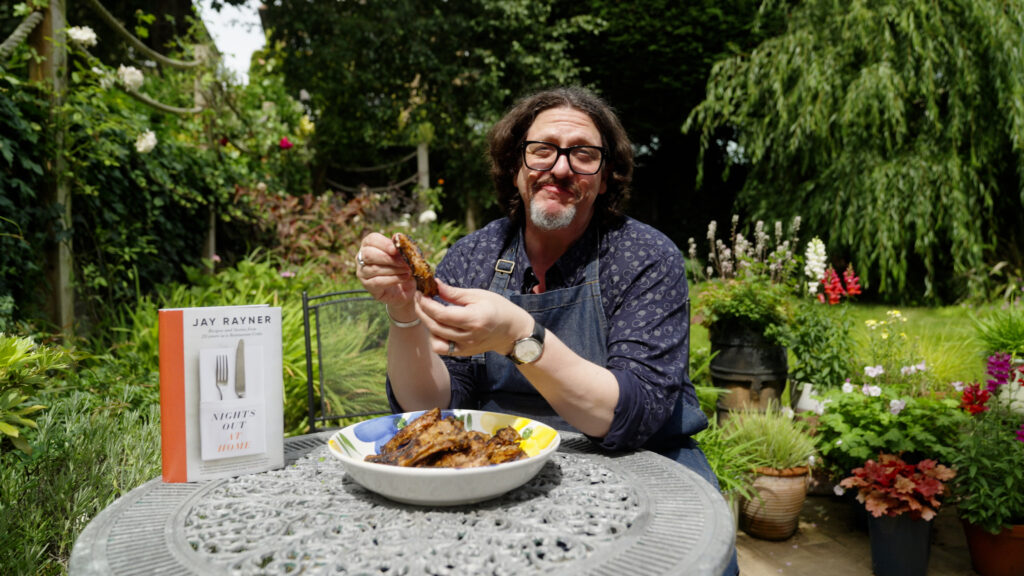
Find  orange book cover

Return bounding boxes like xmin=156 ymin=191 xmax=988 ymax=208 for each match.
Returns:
xmin=158 ymin=305 xmax=284 ymax=482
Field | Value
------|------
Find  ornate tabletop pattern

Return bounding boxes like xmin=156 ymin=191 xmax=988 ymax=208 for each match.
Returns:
xmin=72 ymin=432 xmax=733 ymax=576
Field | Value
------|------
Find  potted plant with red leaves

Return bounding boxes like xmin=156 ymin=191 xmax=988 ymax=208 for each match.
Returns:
xmin=839 ymin=453 xmax=955 ymax=576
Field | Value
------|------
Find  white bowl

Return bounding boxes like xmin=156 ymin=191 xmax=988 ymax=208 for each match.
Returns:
xmin=327 ymin=409 xmax=560 ymax=506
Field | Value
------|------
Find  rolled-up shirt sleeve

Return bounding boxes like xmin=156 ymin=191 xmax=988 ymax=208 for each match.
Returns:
xmin=593 ymin=227 xmax=693 ymax=451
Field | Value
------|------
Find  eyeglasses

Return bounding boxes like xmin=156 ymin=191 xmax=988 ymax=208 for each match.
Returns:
xmin=521 ymin=141 xmax=607 ymax=175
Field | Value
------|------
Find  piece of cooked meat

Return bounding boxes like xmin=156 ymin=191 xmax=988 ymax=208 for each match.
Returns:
xmin=393 ymin=233 xmax=439 ymax=297
xmin=367 ymin=407 xmax=443 ymax=462
xmin=369 ymin=416 xmax=467 ymax=467
xmin=365 ymin=412 xmax=528 ymax=468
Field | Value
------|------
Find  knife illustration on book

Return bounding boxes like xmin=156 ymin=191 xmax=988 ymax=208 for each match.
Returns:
xmin=235 ymin=339 xmax=246 ymax=398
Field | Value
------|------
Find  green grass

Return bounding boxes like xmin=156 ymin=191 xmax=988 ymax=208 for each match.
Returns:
xmin=691 ymin=303 xmax=990 ymax=392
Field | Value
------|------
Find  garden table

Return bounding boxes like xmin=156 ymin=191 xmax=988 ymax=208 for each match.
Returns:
xmin=70 ymin=430 xmax=734 ymax=575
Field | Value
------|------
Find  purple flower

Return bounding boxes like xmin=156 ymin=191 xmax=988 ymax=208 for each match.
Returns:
xmin=865 ymin=365 xmax=885 ymax=378
xmin=280 ymin=270 xmax=295 ymax=278
xmin=987 ymin=353 xmax=1012 ymax=392
xmin=1017 ymin=424 xmax=1024 ymax=444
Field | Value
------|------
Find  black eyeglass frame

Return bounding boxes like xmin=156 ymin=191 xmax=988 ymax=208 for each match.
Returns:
xmin=520 ymin=140 xmax=608 ymax=175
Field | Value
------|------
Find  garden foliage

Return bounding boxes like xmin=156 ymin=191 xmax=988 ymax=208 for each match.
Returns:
xmin=687 ymin=0 xmax=1024 ymax=302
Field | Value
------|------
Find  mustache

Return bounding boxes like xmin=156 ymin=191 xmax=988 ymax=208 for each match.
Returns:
xmin=533 ymin=176 xmax=579 ymax=197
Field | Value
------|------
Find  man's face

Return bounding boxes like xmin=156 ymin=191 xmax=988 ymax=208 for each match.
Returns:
xmin=515 ymin=107 xmax=607 ymax=232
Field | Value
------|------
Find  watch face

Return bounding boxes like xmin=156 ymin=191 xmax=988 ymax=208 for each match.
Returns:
xmin=514 ymin=339 xmax=543 ymax=364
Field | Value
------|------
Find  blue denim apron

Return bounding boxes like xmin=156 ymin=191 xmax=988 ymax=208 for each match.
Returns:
xmin=473 ymin=229 xmax=737 ymax=576
xmin=472 ymin=230 xmax=711 ymax=467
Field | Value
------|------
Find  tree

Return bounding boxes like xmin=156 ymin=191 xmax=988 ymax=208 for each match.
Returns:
xmin=558 ymin=0 xmax=766 ymax=254
xmin=258 ymin=0 xmax=602 ymax=229
xmin=686 ymin=0 xmax=1024 ymax=302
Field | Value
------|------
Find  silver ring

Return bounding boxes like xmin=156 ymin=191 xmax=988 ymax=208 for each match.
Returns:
xmin=447 ymin=340 xmax=455 ymax=356
xmin=357 ymin=251 xmax=365 ymax=268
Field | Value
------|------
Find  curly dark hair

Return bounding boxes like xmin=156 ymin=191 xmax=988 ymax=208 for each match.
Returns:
xmin=487 ymin=86 xmax=633 ymax=226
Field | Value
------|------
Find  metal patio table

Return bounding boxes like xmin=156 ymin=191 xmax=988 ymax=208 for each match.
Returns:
xmin=70 ymin=431 xmax=734 ymax=575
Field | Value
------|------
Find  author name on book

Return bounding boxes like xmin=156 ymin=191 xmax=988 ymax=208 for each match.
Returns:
xmin=193 ymin=314 xmax=273 ymax=327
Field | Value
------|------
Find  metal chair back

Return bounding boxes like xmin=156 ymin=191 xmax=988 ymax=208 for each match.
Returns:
xmin=302 ymin=290 xmax=391 ymax=431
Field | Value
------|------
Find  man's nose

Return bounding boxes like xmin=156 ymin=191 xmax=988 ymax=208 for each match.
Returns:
xmin=550 ymin=152 xmax=573 ymax=177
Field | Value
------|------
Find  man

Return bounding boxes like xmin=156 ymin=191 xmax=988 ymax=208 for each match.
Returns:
xmin=356 ymin=86 xmax=711 ymax=481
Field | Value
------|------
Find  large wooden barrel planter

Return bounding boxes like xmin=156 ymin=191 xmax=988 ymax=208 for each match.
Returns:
xmin=708 ymin=319 xmax=789 ymax=422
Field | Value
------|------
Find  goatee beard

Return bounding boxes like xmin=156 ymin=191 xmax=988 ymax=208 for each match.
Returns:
xmin=530 ymin=200 xmax=577 ymax=231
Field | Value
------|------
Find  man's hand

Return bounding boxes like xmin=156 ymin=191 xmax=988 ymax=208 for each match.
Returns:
xmin=355 ymin=233 xmax=419 ymax=317
xmin=416 ymin=281 xmax=534 ymax=358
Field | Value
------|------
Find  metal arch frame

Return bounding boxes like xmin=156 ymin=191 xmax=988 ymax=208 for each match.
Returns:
xmin=301 ymin=289 xmax=390 ymax=431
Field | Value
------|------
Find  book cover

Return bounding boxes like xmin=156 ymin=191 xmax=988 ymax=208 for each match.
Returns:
xmin=158 ymin=305 xmax=285 ymax=482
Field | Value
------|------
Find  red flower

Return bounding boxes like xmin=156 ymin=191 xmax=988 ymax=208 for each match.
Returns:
xmin=822 ymin=267 xmax=845 ymax=305
xmin=960 ymin=383 xmax=992 ymax=415
xmin=843 ymin=264 xmax=862 ymax=296
xmin=279 ymin=137 xmax=294 ymax=150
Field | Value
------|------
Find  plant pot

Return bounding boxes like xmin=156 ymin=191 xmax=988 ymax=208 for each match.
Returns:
xmin=708 ymin=320 xmax=788 ymax=422
xmin=739 ymin=466 xmax=808 ymax=540
xmin=868 ymin=514 xmax=932 ymax=576
xmin=962 ymin=520 xmax=1024 ymax=576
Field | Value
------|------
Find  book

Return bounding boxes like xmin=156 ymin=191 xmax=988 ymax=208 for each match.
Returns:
xmin=158 ymin=305 xmax=285 ymax=482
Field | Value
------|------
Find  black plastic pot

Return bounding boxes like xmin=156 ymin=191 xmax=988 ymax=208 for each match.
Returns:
xmin=868 ymin=514 xmax=932 ymax=576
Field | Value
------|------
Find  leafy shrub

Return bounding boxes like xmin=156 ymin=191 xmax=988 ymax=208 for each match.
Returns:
xmin=0 ymin=334 xmax=70 ymax=454
xmin=771 ymin=302 xmax=855 ymax=391
xmin=972 ymin=302 xmax=1024 ymax=356
xmin=695 ymin=280 xmax=793 ymax=344
xmin=0 ymin=74 xmax=54 ymax=323
xmin=0 ymin=389 xmax=161 ymax=574
xmin=812 ymin=386 xmax=967 ymax=478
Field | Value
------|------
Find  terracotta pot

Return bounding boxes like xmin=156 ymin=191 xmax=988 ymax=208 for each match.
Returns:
xmin=962 ymin=520 xmax=1024 ymax=576
xmin=739 ymin=466 xmax=809 ymax=540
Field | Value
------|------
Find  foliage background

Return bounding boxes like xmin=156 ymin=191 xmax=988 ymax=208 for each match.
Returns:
xmin=687 ymin=0 xmax=1024 ymax=303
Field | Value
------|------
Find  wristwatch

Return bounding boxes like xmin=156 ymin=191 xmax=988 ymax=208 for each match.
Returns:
xmin=508 ymin=320 xmax=545 ymax=365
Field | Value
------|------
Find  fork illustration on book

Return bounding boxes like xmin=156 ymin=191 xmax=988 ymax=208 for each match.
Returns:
xmin=215 ymin=353 xmax=229 ymax=400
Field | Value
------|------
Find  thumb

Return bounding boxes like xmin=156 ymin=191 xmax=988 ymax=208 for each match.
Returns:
xmin=434 ymin=279 xmax=471 ymax=305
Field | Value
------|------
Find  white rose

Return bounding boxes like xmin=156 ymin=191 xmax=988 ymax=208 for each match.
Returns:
xmin=135 ymin=130 xmax=157 ymax=154
xmin=117 ymin=65 xmax=144 ymax=91
xmin=67 ymin=26 xmax=98 ymax=48
xmin=418 ymin=209 xmax=437 ymax=225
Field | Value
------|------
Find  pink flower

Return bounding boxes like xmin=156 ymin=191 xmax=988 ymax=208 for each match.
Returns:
xmin=279 ymin=137 xmax=294 ymax=150
xmin=280 ymin=270 xmax=295 ymax=278
xmin=212 ymin=254 xmax=221 ymax=263
xmin=1017 ymin=424 xmax=1024 ymax=443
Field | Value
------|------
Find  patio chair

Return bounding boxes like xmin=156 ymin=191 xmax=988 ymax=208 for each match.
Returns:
xmin=302 ymin=290 xmax=392 ymax=431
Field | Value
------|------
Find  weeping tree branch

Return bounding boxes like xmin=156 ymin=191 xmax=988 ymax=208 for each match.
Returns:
xmin=82 ymin=0 xmax=203 ymax=69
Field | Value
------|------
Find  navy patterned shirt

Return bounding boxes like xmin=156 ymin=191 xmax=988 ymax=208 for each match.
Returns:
xmin=431 ymin=216 xmax=696 ymax=451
